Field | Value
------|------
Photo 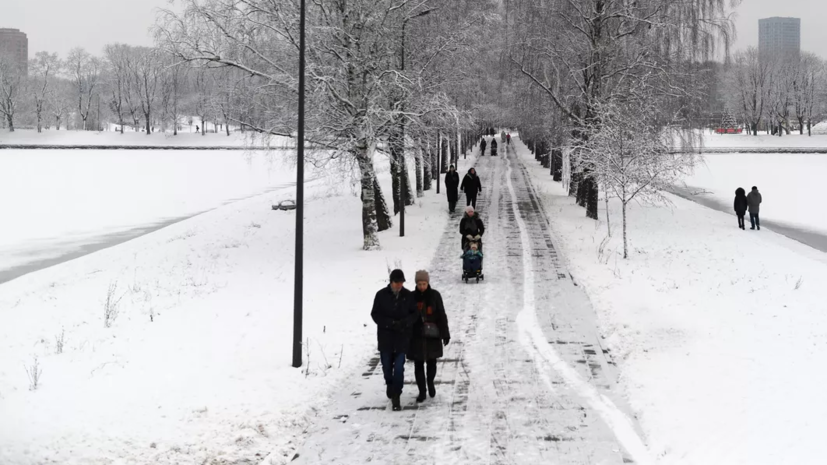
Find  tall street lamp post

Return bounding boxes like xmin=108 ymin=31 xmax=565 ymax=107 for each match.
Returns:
xmin=292 ymin=0 xmax=306 ymax=369
xmin=399 ymin=9 xmax=432 ymax=237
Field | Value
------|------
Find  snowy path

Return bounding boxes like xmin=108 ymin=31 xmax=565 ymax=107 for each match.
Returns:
xmin=288 ymin=143 xmax=650 ymax=465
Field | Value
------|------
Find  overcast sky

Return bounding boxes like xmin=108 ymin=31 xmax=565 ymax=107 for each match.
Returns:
xmin=2 ymin=0 xmax=825 ymax=59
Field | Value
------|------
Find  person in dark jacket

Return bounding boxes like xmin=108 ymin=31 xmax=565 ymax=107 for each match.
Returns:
xmin=747 ymin=186 xmax=762 ymax=230
xmin=409 ymin=270 xmax=450 ymax=402
xmin=460 ymin=168 xmax=483 ymax=209
xmin=371 ymin=269 xmax=419 ymax=411
xmin=459 ymin=205 xmax=485 ymax=250
xmin=479 ymin=137 xmax=487 ymax=156
xmin=444 ymin=165 xmax=460 ymax=213
xmin=490 ymin=138 xmax=498 ymax=156
xmin=734 ymin=187 xmax=748 ymax=230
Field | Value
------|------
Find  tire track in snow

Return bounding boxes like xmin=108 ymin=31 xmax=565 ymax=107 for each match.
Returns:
xmin=504 ymin=147 xmax=655 ymax=465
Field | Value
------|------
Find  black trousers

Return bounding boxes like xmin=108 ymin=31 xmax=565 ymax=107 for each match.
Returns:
xmin=466 ymin=193 xmax=477 ymax=209
xmin=750 ymin=212 xmax=760 ymax=229
xmin=414 ymin=359 xmax=437 ymax=394
xmin=737 ymin=215 xmax=745 ymax=229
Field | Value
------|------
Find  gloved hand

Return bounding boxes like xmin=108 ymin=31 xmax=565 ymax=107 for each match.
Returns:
xmin=466 ymin=234 xmax=473 ymax=240
xmin=473 ymin=235 xmax=481 ymax=241
xmin=443 ymin=338 xmax=450 ymax=346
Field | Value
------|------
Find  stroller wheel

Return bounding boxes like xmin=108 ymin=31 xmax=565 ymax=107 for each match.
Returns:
xmin=476 ymin=277 xmax=480 ymax=283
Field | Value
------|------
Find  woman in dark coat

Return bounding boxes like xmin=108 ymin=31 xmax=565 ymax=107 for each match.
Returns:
xmin=444 ymin=165 xmax=460 ymax=213
xmin=410 ymin=270 xmax=451 ymax=403
xmin=734 ymin=187 xmax=748 ymax=230
xmin=479 ymin=137 xmax=487 ymax=156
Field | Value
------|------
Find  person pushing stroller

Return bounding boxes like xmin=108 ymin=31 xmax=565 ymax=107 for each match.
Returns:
xmin=459 ymin=206 xmax=485 ymax=282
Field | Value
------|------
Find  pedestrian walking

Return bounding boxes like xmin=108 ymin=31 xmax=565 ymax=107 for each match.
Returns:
xmin=460 ymin=168 xmax=483 ymax=209
xmin=747 ymin=186 xmax=762 ymax=230
xmin=371 ymin=269 xmax=419 ymax=411
xmin=445 ymin=165 xmax=460 ymax=213
xmin=479 ymin=137 xmax=487 ymax=156
xmin=734 ymin=187 xmax=748 ymax=230
xmin=506 ymin=133 xmax=511 ymax=145
xmin=490 ymin=138 xmax=498 ymax=156
xmin=409 ymin=270 xmax=451 ymax=402
xmin=459 ymin=205 xmax=485 ymax=250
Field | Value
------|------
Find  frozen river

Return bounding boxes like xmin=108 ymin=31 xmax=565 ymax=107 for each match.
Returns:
xmin=0 ymin=149 xmax=296 ymax=284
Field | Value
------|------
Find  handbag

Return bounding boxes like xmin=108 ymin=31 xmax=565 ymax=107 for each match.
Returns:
xmin=422 ymin=321 xmax=441 ymax=339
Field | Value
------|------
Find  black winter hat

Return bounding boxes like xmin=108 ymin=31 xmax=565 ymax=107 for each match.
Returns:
xmin=390 ymin=269 xmax=406 ymax=283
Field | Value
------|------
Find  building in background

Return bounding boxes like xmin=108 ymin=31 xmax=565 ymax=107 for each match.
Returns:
xmin=0 ymin=28 xmax=28 ymax=75
xmin=758 ymin=17 xmax=801 ymax=57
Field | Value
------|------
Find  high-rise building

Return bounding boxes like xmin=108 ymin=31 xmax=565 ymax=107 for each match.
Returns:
xmin=0 ymin=28 xmax=28 ymax=75
xmin=758 ymin=17 xmax=801 ymax=56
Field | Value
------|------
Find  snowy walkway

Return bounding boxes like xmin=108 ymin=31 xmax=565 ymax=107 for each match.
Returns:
xmin=288 ymin=142 xmax=650 ymax=465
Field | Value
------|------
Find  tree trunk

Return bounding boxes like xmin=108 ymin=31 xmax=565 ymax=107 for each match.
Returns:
xmin=808 ymin=121 xmax=812 ymax=136
xmin=390 ymin=142 xmax=401 ymax=215
xmin=356 ymin=148 xmax=381 ymax=249
xmin=622 ymin=200 xmax=628 ymax=259
xmin=799 ymin=117 xmax=805 ymax=135
xmin=402 ymin=157 xmax=414 ymax=206
xmin=422 ymin=139 xmax=432 ymax=191
xmin=415 ymin=145 xmax=424 ymax=198
xmin=552 ymin=149 xmax=563 ymax=181
xmin=441 ymin=136 xmax=449 ymax=173
xmin=226 ymin=119 xmax=230 ymax=136
xmin=374 ymin=177 xmax=392 ymax=233
xmin=6 ymin=113 xmax=14 ymax=132
xmin=201 ymin=117 xmax=206 ymax=135
xmin=145 ymin=112 xmax=151 ymax=134
xmin=584 ymin=175 xmax=599 ymax=220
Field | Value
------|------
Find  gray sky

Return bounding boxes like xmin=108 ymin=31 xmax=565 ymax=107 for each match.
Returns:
xmin=2 ymin=0 xmax=825 ymax=59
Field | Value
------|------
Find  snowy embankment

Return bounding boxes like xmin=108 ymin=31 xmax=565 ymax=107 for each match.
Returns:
xmin=0 ymin=128 xmax=290 ymax=148
xmin=0 ymin=145 xmax=473 ymax=464
xmin=517 ymin=139 xmax=827 ymax=464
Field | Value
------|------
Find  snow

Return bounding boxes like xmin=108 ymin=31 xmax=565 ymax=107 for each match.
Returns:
xmin=0 ymin=147 xmax=451 ymax=464
xmin=699 ymin=129 xmax=827 ymax=148
xmin=0 ymin=149 xmax=295 ymax=279
xmin=684 ymin=153 xmax=827 ymax=235
xmin=518 ymin=137 xmax=827 ymax=464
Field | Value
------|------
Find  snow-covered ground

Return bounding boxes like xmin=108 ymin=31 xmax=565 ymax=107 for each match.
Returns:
xmin=699 ymin=128 xmax=827 ymax=148
xmin=684 ymin=153 xmax=827 ymax=235
xmin=519 ymin=138 xmax=827 ymax=464
xmin=0 ymin=146 xmax=467 ymax=464
xmin=0 ymin=149 xmax=295 ymax=281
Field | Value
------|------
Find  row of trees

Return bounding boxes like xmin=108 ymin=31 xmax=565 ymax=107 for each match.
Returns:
xmin=507 ymin=0 xmax=737 ymax=257
xmin=0 ymin=45 xmax=254 ymax=135
xmin=728 ymin=49 xmax=827 ymax=136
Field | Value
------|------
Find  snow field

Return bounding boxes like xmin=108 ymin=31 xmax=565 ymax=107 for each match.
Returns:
xmin=0 ymin=147 xmax=459 ymax=464
xmin=517 ymin=137 xmax=827 ymax=464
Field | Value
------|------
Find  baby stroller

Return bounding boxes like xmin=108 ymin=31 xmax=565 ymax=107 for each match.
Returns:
xmin=461 ymin=237 xmax=484 ymax=283
xmin=490 ymin=139 xmax=498 ymax=156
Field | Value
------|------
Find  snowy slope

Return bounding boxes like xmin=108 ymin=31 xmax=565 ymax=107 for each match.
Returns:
xmin=518 ymin=138 xmax=827 ymax=465
xmin=0 ymin=149 xmax=457 ymax=464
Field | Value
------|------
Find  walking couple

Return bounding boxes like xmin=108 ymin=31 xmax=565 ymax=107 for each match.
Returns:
xmin=371 ymin=269 xmax=451 ymax=411
xmin=734 ymin=186 xmax=762 ymax=230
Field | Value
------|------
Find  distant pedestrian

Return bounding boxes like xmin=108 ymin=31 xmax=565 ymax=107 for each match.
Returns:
xmin=479 ymin=137 xmax=487 ymax=156
xmin=460 ymin=168 xmax=482 ymax=209
xmin=371 ymin=269 xmax=419 ymax=411
xmin=490 ymin=138 xmax=498 ymax=156
xmin=409 ymin=270 xmax=451 ymax=403
xmin=747 ymin=186 xmax=762 ymax=230
xmin=445 ymin=165 xmax=460 ymax=213
xmin=506 ymin=133 xmax=511 ymax=145
xmin=195 ymin=125 xmax=200 ymax=133
xmin=734 ymin=187 xmax=748 ymax=230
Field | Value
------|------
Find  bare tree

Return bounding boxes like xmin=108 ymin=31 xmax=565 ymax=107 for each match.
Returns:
xmin=730 ymin=47 xmax=772 ymax=136
xmin=66 ymin=48 xmax=102 ymax=130
xmin=159 ymin=54 xmax=189 ymax=135
xmin=104 ymin=44 xmax=132 ymax=133
xmin=581 ymin=100 xmax=694 ymax=259
xmin=48 ymin=78 xmax=73 ymax=130
xmin=29 ymin=52 xmax=61 ymax=133
xmin=129 ymin=47 xmax=162 ymax=134
xmin=0 ymin=55 xmax=24 ymax=132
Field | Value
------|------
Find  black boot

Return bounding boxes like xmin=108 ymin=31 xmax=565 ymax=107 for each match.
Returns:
xmin=428 ymin=380 xmax=436 ymax=398
xmin=416 ymin=391 xmax=427 ymax=403
xmin=391 ymin=394 xmax=401 ymax=411
xmin=386 ymin=385 xmax=392 ymax=399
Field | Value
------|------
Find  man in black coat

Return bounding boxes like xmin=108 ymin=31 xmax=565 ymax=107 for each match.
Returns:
xmin=747 ymin=186 xmax=762 ymax=230
xmin=444 ymin=165 xmax=460 ymax=213
xmin=460 ymin=168 xmax=482 ymax=209
xmin=410 ymin=270 xmax=450 ymax=403
xmin=371 ymin=269 xmax=419 ymax=411
xmin=479 ymin=137 xmax=487 ymax=156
